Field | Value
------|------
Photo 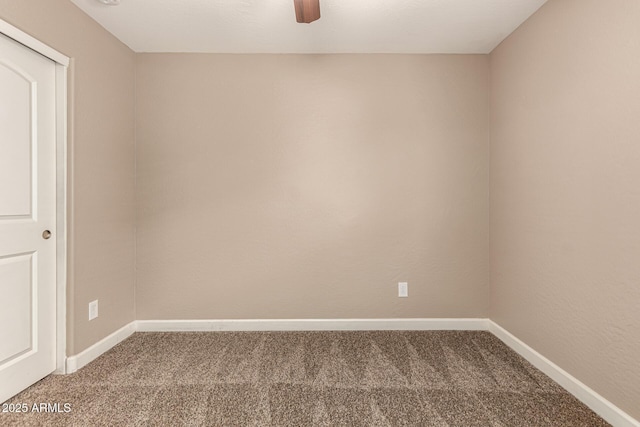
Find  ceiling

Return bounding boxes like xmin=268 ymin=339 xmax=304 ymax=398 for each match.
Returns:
xmin=70 ymin=0 xmax=548 ymax=54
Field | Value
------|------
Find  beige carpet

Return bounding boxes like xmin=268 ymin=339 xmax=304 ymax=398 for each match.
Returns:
xmin=1 ymin=331 xmax=609 ymax=426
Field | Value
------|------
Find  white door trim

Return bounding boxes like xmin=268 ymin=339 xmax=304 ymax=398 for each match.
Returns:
xmin=0 ymin=18 xmax=69 ymax=375
xmin=54 ymin=63 xmax=68 ymax=374
xmin=0 ymin=20 xmax=69 ymax=67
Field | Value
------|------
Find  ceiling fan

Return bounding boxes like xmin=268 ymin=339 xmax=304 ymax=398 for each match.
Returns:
xmin=294 ymin=0 xmax=321 ymax=23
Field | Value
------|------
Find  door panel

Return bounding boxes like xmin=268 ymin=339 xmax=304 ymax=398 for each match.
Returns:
xmin=0 ymin=32 xmax=57 ymax=404
xmin=0 ymin=63 xmax=32 ymax=217
xmin=0 ymin=253 xmax=34 ymax=364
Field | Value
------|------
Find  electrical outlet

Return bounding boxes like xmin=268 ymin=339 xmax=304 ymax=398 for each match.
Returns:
xmin=89 ymin=300 xmax=99 ymax=320
xmin=398 ymin=282 xmax=408 ymax=298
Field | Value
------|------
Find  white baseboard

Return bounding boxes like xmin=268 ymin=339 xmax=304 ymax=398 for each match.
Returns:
xmin=65 ymin=322 xmax=136 ymax=374
xmin=135 ymin=318 xmax=490 ymax=332
xmin=489 ymin=321 xmax=639 ymax=427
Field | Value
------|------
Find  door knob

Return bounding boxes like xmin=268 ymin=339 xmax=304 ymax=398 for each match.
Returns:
xmin=42 ymin=230 xmax=52 ymax=240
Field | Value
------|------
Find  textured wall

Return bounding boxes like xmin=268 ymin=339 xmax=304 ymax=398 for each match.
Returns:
xmin=136 ymin=54 xmax=489 ymax=320
xmin=0 ymin=0 xmax=136 ymax=355
xmin=490 ymin=0 xmax=640 ymax=419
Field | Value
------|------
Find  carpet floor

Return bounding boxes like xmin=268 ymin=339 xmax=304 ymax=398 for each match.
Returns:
xmin=1 ymin=331 xmax=609 ymax=426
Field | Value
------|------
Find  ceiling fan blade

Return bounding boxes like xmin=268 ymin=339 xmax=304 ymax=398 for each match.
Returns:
xmin=294 ymin=0 xmax=321 ymax=24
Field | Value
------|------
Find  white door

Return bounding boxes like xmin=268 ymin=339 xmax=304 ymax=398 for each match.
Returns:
xmin=0 ymin=32 xmax=57 ymax=403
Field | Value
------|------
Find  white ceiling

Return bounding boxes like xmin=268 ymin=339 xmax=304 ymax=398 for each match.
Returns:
xmin=70 ymin=0 xmax=548 ymax=54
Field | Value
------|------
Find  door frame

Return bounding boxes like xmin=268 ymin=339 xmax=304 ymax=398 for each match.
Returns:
xmin=0 ymin=19 xmax=69 ymax=374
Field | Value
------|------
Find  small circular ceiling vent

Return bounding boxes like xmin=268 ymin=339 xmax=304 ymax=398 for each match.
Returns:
xmin=97 ymin=0 xmax=120 ymax=5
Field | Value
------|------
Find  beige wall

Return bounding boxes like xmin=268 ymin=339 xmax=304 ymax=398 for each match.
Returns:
xmin=490 ymin=0 xmax=640 ymax=419
xmin=0 ymin=0 xmax=136 ymax=354
xmin=136 ymin=54 xmax=489 ymax=320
